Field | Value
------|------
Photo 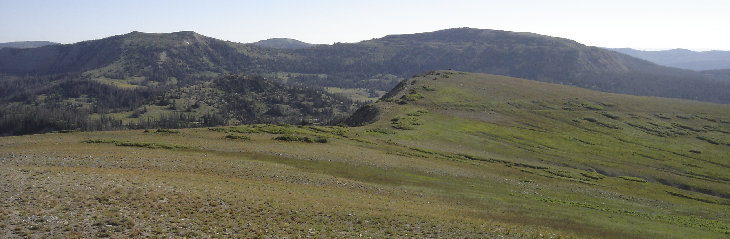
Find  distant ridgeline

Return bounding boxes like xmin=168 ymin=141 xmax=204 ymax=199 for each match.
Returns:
xmin=0 ymin=41 xmax=59 ymax=49
xmin=610 ymin=48 xmax=730 ymax=71
xmin=1 ymin=28 xmax=730 ymax=135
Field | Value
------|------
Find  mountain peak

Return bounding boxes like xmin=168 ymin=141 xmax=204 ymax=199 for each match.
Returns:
xmin=253 ymin=38 xmax=314 ymax=49
xmin=116 ymin=30 xmax=213 ymax=48
xmin=371 ymin=27 xmax=581 ymax=48
xmin=124 ymin=30 xmax=200 ymax=37
xmin=172 ymin=30 xmax=200 ymax=36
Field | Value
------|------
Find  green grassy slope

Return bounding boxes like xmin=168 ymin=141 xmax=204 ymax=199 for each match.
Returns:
xmin=1 ymin=71 xmax=728 ymax=238
xmin=364 ymin=71 xmax=730 ymax=198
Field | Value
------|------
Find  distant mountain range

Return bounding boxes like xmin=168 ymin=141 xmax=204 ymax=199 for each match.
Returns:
xmin=611 ymin=48 xmax=730 ymax=71
xmin=2 ymin=28 xmax=730 ymax=135
xmin=0 ymin=41 xmax=59 ymax=49
xmin=2 ymin=28 xmax=728 ymax=102
xmin=253 ymin=38 xmax=315 ymax=49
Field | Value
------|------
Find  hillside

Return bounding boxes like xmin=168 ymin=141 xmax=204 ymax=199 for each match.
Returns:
xmin=1 ymin=28 xmax=729 ymax=105
xmin=349 ymin=71 xmax=729 ymax=199
xmin=291 ymin=28 xmax=730 ymax=102
xmin=612 ymin=48 xmax=730 ymax=71
xmin=0 ymin=41 xmax=59 ymax=49
xmin=0 ymin=31 xmax=264 ymax=83
xmin=1 ymin=71 xmax=728 ymax=238
xmin=253 ymin=38 xmax=314 ymax=49
xmin=702 ymin=69 xmax=730 ymax=81
xmin=0 ymin=74 xmax=356 ymax=136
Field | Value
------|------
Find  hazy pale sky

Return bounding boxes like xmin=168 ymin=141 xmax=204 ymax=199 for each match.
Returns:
xmin=1 ymin=0 xmax=729 ymax=50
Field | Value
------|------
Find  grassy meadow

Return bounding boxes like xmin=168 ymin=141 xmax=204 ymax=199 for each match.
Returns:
xmin=1 ymin=71 xmax=729 ymax=238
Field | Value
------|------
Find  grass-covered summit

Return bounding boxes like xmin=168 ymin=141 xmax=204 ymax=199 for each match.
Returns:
xmin=1 ymin=71 xmax=728 ymax=238
xmin=356 ymin=70 xmax=729 ymax=195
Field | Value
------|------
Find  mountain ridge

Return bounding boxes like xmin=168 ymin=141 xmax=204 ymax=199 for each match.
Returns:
xmin=611 ymin=48 xmax=730 ymax=71
xmin=2 ymin=28 xmax=729 ymax=103
xmin=0 ymin=41 xmax=60 ymax=49
xmin=2 ymin=28 xmax=730 ymax=136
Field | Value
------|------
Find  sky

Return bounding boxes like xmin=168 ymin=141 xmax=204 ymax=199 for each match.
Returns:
xmin=1 ymin=0 xmax=729 ymax=50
